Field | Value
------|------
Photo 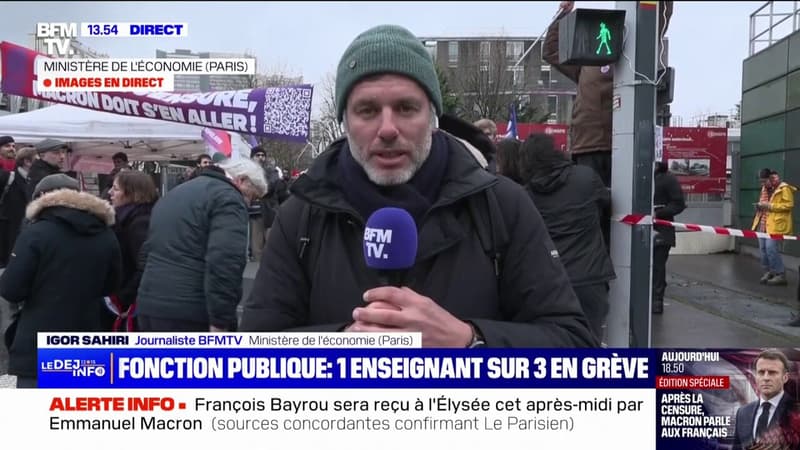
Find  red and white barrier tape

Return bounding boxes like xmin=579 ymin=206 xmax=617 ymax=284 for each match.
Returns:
xmin=617 ymin=214 xmax=798 ymax=241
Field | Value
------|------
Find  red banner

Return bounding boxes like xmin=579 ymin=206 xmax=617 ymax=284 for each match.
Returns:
xmin=662 ymin=127 xmax=727 ymax=194
xmin=496 ymin=123 xmax=569 ymax=152
xmin=498 ymin=123 xmax=728 ymax=194
xmin=201 ymin=128 xmax=232 ymax=158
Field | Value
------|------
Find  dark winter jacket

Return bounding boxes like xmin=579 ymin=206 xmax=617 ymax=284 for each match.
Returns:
xmin=0 ymin=189 xmax=121 ymax=377
xmin=240 ymin=134 xmax=596 ymax=348
xmin=439 ymin=114 xmax=498 ymax=173
xmin=112 ymin=202 xmax=154 ymax=307
xmin=526 ymin=163 xmax=616 ymax=286
xmin=261 ymin=166 xmax=289 ymax=229
xmin=136 ymin=170 xmax=248 ymax=330
xmin=653 ymin=163 xmax=686 ymax=247
xmin=0 ymin=167 xmax=30 ymax=264
xmin=25 ymin=159 xmax=61 ymax=199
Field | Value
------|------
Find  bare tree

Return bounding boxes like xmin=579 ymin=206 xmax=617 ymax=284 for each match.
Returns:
xmin=516 ymin=98 xmax=552 ymax=124
xmin=452 ymin=42 xmax=518 ymax=123
xmin=259 ymin=137 xmax=310 ymax=172
xmin=244 ymin=67 xmax=310 ymax=171
xmin=311 ymin=71 xmax=343 ymax=157
xmin=442 ymin=40 xmax=552 ymax=126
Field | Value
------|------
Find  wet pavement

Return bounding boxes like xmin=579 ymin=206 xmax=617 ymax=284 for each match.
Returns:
xmin=651 ymin=294 xmax=797 ymax=347
xmin=658 ymin=253 xmax=800 ymax=346
xmin=667 ymin=253 xmax=797 ymax=308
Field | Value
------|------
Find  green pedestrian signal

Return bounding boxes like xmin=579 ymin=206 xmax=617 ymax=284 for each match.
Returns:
xmin=558 ymin=9 xmax=625 ymax=66
xmin=596 ymin=22 xmax=612 ymax=56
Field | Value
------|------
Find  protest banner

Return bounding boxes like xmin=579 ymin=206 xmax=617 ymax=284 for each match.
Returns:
xmin=0 ymin=41 xmax=313 ymax=142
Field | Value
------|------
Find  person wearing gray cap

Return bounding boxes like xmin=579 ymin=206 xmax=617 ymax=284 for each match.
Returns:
xmin=0 ymin=173 xmax=121 ymax=388
xmin=26 ymin=139 xmax=68 ymax=200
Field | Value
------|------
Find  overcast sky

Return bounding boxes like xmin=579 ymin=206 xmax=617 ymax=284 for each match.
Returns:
xmin=1 ymin=1 xmax=779 ymax=123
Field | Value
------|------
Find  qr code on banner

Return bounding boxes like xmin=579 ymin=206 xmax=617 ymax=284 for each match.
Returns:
xmin=263 ymin=86 xmax=313 ymax=139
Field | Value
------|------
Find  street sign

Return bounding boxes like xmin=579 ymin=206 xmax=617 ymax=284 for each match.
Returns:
xmin=558 ymin=8 xmax=626 ymax=66
xmin=654 ymin=125 xmax=663 ymax=162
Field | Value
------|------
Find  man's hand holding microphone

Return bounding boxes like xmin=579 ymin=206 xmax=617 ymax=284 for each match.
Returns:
xmin=344 ymin=207 xmax=483 ymax=348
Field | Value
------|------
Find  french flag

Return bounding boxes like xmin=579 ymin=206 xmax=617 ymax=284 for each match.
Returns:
xmin=503 ymin=102 xmax=518 ymax=140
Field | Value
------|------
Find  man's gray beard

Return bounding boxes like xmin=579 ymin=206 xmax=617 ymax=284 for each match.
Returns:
xmin=347 ymin=128 xmax=433 ymax=186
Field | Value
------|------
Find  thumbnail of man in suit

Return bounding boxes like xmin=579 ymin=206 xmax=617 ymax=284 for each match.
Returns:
xmin=732 ymin=349 xmax=799 ymax=450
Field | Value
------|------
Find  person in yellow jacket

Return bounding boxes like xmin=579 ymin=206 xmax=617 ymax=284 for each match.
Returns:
xmin=751 ymin=169 xmax=796 ymax=285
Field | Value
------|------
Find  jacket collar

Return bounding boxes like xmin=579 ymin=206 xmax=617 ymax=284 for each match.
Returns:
xmin=198 ymin=167 xmax=242 ymax=191
xmin=291 ymin=131 xmax=497 ymax=222
xmin=32 ymin=158 xmax=60 ymax=172
xmin=772 ymin=181 xmax=797 ymax=193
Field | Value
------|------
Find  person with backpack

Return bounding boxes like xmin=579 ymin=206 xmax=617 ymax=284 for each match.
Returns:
xmin=240 ymin=24 xmax=596 ymax=348
xmin=498 ymin=134 xmax=615 ymax=341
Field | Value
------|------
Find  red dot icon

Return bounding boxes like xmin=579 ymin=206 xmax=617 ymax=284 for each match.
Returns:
xmin=43 ymin=79 xmax=52 ymax=87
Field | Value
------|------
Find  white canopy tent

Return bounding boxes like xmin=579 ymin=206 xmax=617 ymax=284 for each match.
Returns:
xmin=0 ymin=104 xmax=253 ymax=176
xmin=0 ymin=104 xmax=210 ymax=163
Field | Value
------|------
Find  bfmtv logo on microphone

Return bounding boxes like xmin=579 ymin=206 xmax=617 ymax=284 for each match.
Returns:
xmin=364 ymin=227 xmax=392 ymax=259
xmin=362 ymin=207 xmax=418 ymax=270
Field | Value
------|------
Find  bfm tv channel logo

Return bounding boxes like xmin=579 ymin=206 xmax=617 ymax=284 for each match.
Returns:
xmin=41 ymin=359 xmax=107 ymax=377
xmin=364 ymin=227 xmax=393 ymax=259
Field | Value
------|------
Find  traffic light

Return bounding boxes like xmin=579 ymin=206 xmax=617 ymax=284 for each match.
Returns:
xmin=657 ymin=66 xmax=675 ymax=106
xmin=558 ymin=8 xmax=626 ymax=66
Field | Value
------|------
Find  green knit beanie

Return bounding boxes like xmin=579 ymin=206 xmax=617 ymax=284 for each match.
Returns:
xmin=335 ymin=24 xmax=443 ymax=122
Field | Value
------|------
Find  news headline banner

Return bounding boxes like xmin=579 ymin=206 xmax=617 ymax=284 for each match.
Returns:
xmin=0 ymin=388 xmax=656 ymax=450
xmin=37 ymin=334 xmax=655 ymax=388
xmin=22 ymin=340 xmax=781 ymax=450
xmin=0 ymin=41 xmax=313 ymax=141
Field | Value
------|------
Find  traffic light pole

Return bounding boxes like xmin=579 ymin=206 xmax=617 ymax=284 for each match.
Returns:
xmin=607 ymin=1 xmax=659 ymax=347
